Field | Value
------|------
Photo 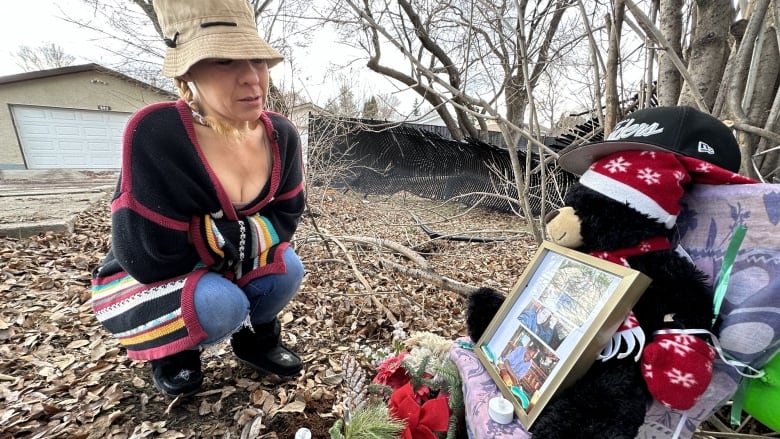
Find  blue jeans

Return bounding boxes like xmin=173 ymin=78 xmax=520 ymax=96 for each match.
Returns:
xmin=192 ymin=247 xmax=304 ymax=346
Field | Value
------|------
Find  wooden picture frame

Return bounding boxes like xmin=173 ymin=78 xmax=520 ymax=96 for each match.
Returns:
xmin=474 ymin=240 xmax=652 ymax=428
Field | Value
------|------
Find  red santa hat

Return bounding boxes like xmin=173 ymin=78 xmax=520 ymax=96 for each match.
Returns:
xmin=558 ymin=106 xmax=757 ymax=228
xmin=579 ymin=150 xmax=756 ymax=228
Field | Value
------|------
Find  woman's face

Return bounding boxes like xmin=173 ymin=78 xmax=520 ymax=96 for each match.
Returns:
xmin=183 ymin=58 xmax=269 ymax=126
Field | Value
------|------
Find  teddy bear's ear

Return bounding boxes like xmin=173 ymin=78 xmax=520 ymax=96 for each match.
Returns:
xmin=466 ymin=287 xmax=506 ymax=342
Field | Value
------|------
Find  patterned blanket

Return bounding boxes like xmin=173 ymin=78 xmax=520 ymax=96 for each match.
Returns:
xmin=450 ymin=183 xmax=780 ymax=438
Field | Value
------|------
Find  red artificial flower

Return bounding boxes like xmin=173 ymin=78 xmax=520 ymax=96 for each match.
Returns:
xmin=389 ymin=382 xmax=451 ymax=439
xmin=373 ymin=352 xmax=411 ymax=390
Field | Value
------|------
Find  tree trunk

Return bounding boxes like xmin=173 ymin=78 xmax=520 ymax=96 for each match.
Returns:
xmin=505 ymin=78 xmax=528 ymax=131
xmin=744 ymin=25 xmax=780 ymax=175
xmin=605 ymin=0 xmax=625 ymax=133
xmin=678 ymin=0 xmax=733 ymax=109
xmin=657 ymin=0 xmax=683 ymax=106
xmin=712 ymin=19 xmax=748 ymax=117
xmin=727 ymin=0 xmax=773 ymax=176
xmin=745 ymin=26 xmax=779 ymax=128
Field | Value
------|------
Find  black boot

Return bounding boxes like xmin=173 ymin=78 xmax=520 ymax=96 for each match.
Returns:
xmin=150 ymin=349 xmax=203 ymax=397
xmin=231 ymin=318 xmax=303 ymax=377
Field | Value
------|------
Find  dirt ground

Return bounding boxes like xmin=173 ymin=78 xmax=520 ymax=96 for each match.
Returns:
xmin=0 ymin=170 xmax=117 ymax=238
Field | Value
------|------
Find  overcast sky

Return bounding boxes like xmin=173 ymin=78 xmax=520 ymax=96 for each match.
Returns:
xmin=0 ymin=0 xmax=100 ymax=76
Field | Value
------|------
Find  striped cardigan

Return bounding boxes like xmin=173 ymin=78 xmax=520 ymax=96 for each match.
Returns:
xmin=91 ymin=99 xmax=305 ymax=361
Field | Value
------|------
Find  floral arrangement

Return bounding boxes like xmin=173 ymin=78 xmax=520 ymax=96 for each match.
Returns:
xmin=329 ymin=328 xmax=464 ymax=439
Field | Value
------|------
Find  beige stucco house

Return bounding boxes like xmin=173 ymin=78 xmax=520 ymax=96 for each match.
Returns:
xmin=0 ymin=64 xmax=175 ymax=169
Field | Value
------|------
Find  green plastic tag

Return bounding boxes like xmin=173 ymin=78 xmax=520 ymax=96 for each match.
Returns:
xmin=712 ymin=225 xmax=747 ymax=325
xmin=456 ymin=341 xmax=474 ymax=350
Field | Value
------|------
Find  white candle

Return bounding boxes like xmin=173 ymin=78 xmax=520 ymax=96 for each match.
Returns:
xmin=488 ymin=396 xmax=515 ymax=424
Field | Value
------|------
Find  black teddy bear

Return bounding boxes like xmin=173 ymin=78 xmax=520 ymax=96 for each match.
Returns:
xmin=467 ymin=106 xmax=756 ymax=438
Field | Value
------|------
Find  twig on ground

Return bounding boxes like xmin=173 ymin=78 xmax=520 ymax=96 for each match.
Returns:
xmin=379 ymin=259 xmax=476 ymax=297
xmin=327 ymin=235 xmax=431 ymax=269
xmin=412 ymin=213 xmax=527 ymax=243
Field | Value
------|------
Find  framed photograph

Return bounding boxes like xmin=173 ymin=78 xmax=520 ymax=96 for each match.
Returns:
xmin=474 ymin=240 xmax=652 ymax=428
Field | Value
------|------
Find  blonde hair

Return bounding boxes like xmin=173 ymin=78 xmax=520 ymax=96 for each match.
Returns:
xmin=174 ymin=78 xmax=243 ymax=138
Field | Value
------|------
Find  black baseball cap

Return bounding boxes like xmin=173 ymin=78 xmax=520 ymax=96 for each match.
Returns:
xmin=558 ymin=106 xmax=742 ymax=175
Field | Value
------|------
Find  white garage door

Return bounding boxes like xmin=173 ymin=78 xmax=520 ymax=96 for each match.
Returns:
xmin=12 ymin=105 xmax=130 ymax=169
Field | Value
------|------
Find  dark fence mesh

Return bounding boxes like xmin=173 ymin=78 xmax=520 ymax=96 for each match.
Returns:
xmin=307 ymin=115 xmax=578 ymax=217
xmin=305 ymin=91 xmax=654 ymax=216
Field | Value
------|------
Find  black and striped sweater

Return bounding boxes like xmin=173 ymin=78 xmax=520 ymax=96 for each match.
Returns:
xmin=91 ymin=99 xmax=304 ymax=361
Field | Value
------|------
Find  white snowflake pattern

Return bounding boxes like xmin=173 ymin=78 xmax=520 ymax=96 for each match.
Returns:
xmin=696 ymin=162 xmax=714 ymax=173
xmin=666 ymin=368 xmax=698 ymax=388
xmin=639 ymin=242 xmax=652 ymax=252
xmin=604 ymin=156 xmax=631 ymax=173
xmin=673 ymin=334 xmax=698 ymax=346
xmin=637 ymin=168 xmax=661 ymax=184
xmin=673 ymin=170 xmax=686 ymax=182
xmin=643 ymin=362 xmax=653 ymax=379
xmin=658 ymin=338 xmax=694 ymax=356
xmin=640 ymin=151 xmax=657 ymax=159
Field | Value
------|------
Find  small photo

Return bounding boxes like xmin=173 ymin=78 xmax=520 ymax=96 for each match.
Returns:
xmin=536 ymin=258 xmax=619 ymax=327
xmin=517 ymin=301 xmax=568 ymax=350
xmin=496 ymin=327 xmax=560 ymax=413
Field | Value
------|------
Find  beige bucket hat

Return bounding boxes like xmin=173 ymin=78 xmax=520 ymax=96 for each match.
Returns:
xmin=154 ymin=0 xmax=284 ymax=78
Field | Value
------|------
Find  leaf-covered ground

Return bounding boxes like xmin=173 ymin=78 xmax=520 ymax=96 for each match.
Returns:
xmin=0 ymin=187 xmax=773 ymax=438
xmin=0 ymin=187 xmax=536 ymax=438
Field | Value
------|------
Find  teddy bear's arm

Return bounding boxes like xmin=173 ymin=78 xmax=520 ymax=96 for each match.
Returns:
xmin=628 ymin=250 xmax=714 ymax=336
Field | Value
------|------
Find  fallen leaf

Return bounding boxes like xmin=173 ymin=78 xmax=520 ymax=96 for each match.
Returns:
xmin=66 ymin=340 xmax=90 ymax=349
xmin=240 ymin=414 xmax=265 ymax=439
xmin=277 ymin=400 xmax=306 ymax=413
